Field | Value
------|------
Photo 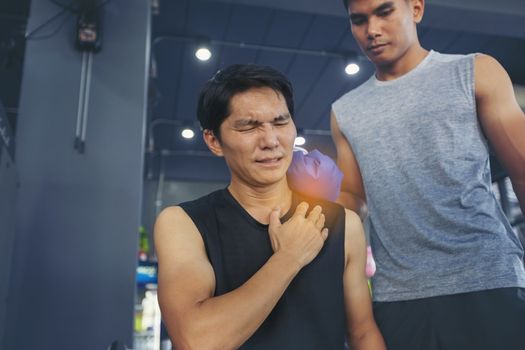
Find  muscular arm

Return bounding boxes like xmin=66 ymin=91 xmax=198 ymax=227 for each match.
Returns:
xmin=343 ymin=209 xmax=385 ymax=349
xmin=475 ymin=54 xmax=525 ymax=214
xmin=331 ymin=111 xmax=368 ymax=218
xmin=155 ymin=203 xmax=327 ymax=350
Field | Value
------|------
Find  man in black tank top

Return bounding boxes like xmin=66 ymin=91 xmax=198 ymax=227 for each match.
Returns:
xmin=154 ymin=64 xmax=385 ymax=349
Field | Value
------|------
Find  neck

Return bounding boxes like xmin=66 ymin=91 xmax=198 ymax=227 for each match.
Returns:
xmin=375 ymin=44 xmax=429 ymax=81
xmin=228 ymin=179 xmax=293 ymax=224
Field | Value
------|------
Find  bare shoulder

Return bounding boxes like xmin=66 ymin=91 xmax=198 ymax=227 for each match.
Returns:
xmin=154 ymin=205 xmax=206 ymax=259
xmin=156 ymin=205 xmax=187 ymax=221
xmin=154 ymin=205 xmax=215 ymax=294
xmin=343 ymin=208 xmax=362 ymax=234
xmin=474 ymin=53 xmax=501 ymax=68
xmin=155 ymin=206 xmax=189 ymax=236
xmin=155 ymin=206 xmax=186 ymax=241
xmin=474 ymin=54 xmax=511 ymax=98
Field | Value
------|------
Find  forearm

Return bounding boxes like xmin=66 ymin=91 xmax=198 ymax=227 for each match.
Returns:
xmin=179 ymin=253 xmax=301 ymax=350
xmin=337 ymin=191 xmax=368 ymax=220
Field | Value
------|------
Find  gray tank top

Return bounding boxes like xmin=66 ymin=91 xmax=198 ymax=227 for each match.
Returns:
xmin=333 ymin=50 xmax=525 ymax=302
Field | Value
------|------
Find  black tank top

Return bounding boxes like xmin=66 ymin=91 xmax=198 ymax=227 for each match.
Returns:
xmin=180 ymin=188 xmax=346 ymax=349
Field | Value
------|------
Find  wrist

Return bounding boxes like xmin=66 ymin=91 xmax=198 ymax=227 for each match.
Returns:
xmin=270 ymin=251 xmax=303 ymax=275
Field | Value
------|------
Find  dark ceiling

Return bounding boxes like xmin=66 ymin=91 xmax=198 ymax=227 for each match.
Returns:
xmin=1 ymin=0 xmax=524 ymax=182
xmin=147 ymin=0 xmax=525 ymax=182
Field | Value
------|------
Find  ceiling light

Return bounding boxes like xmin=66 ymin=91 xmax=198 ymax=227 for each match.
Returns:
xmin=181 ymin=128 xmax=195 ymax=139
xmin=345 ymin=63 xmax=360 ymax=75
xmin=195 ymin=47 xmax=212 ymax=61
xmin=294 ymin=136 xmax=306 ymax=146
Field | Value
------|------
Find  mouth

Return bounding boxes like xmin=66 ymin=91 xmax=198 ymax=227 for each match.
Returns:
xmin=255 ymin=156 xmax=284 ymax=165
xmin=367 ymin=43 xmax=388 ymax=53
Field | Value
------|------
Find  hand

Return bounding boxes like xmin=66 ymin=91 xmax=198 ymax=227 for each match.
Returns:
xmin=268 ymin=202 xmax=329 ymax=269
xmin=287 ymin=149 xmax=343 ymax=201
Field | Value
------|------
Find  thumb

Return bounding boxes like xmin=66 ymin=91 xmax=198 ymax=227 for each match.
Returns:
xmin=269 ymin=207 xmax=282 ymax=231
xmin=321 ymin=228 xmax=329 ymax=241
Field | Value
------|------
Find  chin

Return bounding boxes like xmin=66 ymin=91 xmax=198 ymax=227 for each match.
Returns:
xmin=373 ymin=56 xmax=397 ymax=68
xmin=257 ymin=171 xmax=287 ymax=186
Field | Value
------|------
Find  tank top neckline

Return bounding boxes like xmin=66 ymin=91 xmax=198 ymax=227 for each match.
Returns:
xmin=372 ymin=50 xmax=435 ymax=86
xmin=221 ymin=188 xmax=296 ymax=229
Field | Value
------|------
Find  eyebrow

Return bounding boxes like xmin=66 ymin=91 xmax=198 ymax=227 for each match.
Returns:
xmin=349 ymin=1 xmax=395 ymax=21
xmin=374 ymin=1 xmax=395 ymax=14
xmin=273 ymin=114 xmax=291 ymax=122
xmin=232 ymin=113 xmax=291 ymax=128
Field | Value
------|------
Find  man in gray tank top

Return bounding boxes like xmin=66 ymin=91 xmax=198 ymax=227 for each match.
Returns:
xmin=330 ymin=0 xmax=525 ymax=348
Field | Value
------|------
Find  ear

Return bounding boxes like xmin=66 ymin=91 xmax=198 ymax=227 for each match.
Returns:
xmin=203 ymin=129 xmax=224 ymax=157
xmin=412 ymin=0 xmax=425 ymax=24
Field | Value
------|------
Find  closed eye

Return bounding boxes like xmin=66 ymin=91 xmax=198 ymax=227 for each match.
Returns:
xmin=273 ymin=118 xmax=290 ymax=127
xmin=236 ymin=124 xmax=259 ymax=132
xmin=233 ymin=113 xmax=291 ymax=131
xmin=350 ymin=15 xmax=366 ymax=26
xmin=272 ymin=114 xmax=291 ymax=126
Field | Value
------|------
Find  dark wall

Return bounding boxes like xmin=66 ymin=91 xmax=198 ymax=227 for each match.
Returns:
xmin=0 ymin=101 xmax=17 ymax=350
xmin=142 ymin=179 xmax=228 ymax=244
xmin=3 ymin=0 xmax=150 ymax=349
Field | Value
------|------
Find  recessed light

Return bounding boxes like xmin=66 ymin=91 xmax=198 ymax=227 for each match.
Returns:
xmin=181 ymin=128 xmax=195 ymax=139
xmin=195 ymin=47 xmax=212 ymax=61
xmin=345 ymin=63 xmax=360 ymax=75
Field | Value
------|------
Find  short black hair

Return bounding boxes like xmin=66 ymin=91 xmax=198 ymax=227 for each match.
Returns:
xmin=343 ymin=0 xmax=409 ymax=11
xmin=197 ymin=64 xmax=294 ymax=138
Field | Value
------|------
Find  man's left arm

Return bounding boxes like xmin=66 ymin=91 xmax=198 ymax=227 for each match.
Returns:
xmin=343 ymin=209 xmax=386 ymax=350
xmin=475 ymin=54 xmax=525 ymax=214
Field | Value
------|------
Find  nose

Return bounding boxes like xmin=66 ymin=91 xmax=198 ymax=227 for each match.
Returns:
xmin=366 ymin=16 xmax=381 ymax=40
xmin=259 ymin=123 xmax=279 ymax=149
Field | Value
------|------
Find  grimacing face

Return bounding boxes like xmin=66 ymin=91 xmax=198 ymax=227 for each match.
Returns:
xmin=204 ymin=87 xmax=297 ymax=188
xmin=347 ymin=0 xmax=424 ymax=67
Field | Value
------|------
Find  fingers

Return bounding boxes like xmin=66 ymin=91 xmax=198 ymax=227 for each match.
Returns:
xmin=307 ymin=205 xmax=322 ymax=222
xmin=316 ymin=213 xmax=326 ymax=230
xmin=294 ymin=203 xmax=326 ymax=230
xmin=271 ymin=202 xmax=329 ymax=267
xmin=321 ymin=228 xmax=329 ymax=241
xmin=269 ymin=207 xmax=282 ymax=230
xmin=307 ymin=205 xmax=322 ymax=219
xmin=293 ymin=202 xmax=309 ymax=217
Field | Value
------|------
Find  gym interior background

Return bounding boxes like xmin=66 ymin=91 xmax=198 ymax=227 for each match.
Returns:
xmin=0 ymin=0 xmax=524 ymax=349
